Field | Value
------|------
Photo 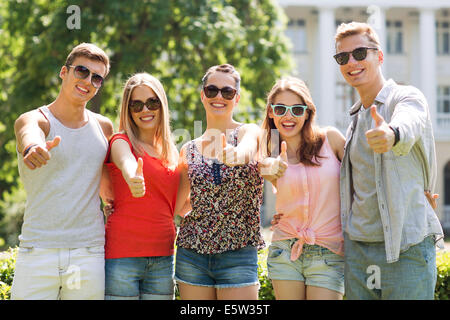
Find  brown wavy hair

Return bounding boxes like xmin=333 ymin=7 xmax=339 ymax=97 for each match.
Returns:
xmin=261 ymin=77 xmax=325 ymax=166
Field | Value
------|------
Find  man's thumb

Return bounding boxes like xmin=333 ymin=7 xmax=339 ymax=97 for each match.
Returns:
xmin=46 ymin=136 xmax=61 ymax=151
xmin=370 ymin=105 xmax=384 ymax=127
xmin=136 ymin=157 xmax=144 ymax=177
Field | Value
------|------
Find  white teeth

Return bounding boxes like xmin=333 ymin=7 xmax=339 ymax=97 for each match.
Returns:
xmin=212 ymin=103 xmax=225 ymax=107
xmin=140 ymin=116 xmax=154 ymax=121
xmin=349 ymin=69 xmax=363 ymax=75
xmin=282 ymin=122 xmax=295 ymax=127
xmin=76 ymin=85 xmax=88 ymax=93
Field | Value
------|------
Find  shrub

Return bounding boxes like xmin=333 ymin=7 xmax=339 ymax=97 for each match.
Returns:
xmin=0 ymin=247 xmax=17 ymax=300
xmin=257 ymin=248 xmax=274 ymax=300
xmin=435 ymin=251 xmax=450 ymax=300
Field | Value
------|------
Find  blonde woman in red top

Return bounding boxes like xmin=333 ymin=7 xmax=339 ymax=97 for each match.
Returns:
xmin=103 ymin=73 xmax=180 ymax=300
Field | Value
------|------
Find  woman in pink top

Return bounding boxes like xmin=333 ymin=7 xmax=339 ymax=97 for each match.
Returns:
xmin=259 ymin=77 xmax=346 ymax=300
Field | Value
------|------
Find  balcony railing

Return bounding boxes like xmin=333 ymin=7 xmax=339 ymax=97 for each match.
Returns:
xmin=437 ymin=113 xmax=450 ymax=129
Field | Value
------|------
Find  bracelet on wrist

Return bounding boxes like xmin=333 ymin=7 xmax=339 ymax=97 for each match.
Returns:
xmin=22 ymin=143 xmax=38 ymax=157
xmin=389 ymin=126 xmax=400 ymax=146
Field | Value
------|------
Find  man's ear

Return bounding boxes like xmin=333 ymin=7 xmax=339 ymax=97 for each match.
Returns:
xmin=378 ymin=49 xmax=384 ymax=65
xmin=59 ymin=65 xmax=68 ymax=80
xmin=235 ymin=93 xmax=240 ymax=104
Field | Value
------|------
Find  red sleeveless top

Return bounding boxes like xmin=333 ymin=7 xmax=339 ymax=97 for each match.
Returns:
xmin=104 ymin=134 xmax=180 ymax=259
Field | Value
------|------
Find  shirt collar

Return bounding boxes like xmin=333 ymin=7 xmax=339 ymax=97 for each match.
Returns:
xmin=349 ymin=79 xmax=397 ymax=116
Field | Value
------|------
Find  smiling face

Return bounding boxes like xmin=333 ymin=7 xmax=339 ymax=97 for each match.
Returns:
xmin=129 ymin=85 xmax=161 ymax=134
xmin=269 ymin=90 xmax=309 ymax=142
xmin=336 ymin=34 xmax=383 ymax=91
xmin=59 ymin=56 xmax=107 ymax=104
xmin=201 ymin=71 xmax=240 ymax=117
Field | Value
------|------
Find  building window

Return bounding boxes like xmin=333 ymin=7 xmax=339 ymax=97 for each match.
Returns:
xmin=335 ymin=82 xmax=358 ymax=132
xmin=386 ymin=20 xmax=403 ymax=54
xmin=444 ymin=161 xmax=450 ymax=228
xmin=445 ymin=162 xmax=450 ymax=206
xmin=286 ymin=19 xmax=307 ymax=53
xmin=436 ymin=21 xmax=450 ymax=55
xmin=437 ymin=86 xmax=450 ymax=129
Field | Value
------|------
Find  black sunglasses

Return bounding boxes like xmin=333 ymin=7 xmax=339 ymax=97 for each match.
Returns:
xmin=333 ymin=47 xmax=378 ymax=65
xmin=129 ymin=97 xmax=161 ymax=113
xmin=67 ymin=65 xmax=104 ymax=88
xmin=203 ymin=85 xmax=237 ymax=100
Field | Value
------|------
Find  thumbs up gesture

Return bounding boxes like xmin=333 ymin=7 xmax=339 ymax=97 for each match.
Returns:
xmin=126 ymin=157 xmax=146 ymax=198
xmin=220 ymin=133 xmax=241 ymax=166
xmin=259 ymin=141 xmax=289 ymax=182
xmin=23 ymin=136 xmax=61 ymax=170
xmin=365 ymin=106 xmax=395 ymax=154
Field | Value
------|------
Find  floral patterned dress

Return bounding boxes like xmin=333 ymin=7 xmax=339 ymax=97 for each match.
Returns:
xmin=176 ymin=125 xmax=265 ymax=254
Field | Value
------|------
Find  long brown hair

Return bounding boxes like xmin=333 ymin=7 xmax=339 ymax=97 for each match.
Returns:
xmin=261 ymin=77 xmax=325 ymax=166
xmin=118 ymin=72 xmax=178 ymax=169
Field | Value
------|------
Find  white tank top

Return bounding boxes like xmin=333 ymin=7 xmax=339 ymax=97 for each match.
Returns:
xmin=17 ymin=105 xmax=108 ymax=248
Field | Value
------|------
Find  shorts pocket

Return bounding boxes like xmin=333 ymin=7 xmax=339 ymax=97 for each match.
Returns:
xmin=323 ymin=254 xmax=344 ymax=267
xmin=86 ymin=245 xmax=105 ymax=255
xmin=268 ymin=244 xmax=286 ymax=260
xmin=18 ymin=246 xmax=34 ymax=254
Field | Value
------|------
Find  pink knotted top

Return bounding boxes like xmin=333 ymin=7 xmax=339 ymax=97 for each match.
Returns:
xmin=271 ymin=137 xmax=344 ymax=261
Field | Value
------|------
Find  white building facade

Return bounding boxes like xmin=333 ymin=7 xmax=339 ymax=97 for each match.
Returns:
xmin=262 ymin=0 xmax=450 ymax=230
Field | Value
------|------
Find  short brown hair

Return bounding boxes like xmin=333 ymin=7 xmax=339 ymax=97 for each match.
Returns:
xmin=65 ymin=43 xmax=110 ymax=76
xmin=201 ymin=64 xmax=241 ymax=92
xmin=334 ymin=22 xmax=380 ymax=50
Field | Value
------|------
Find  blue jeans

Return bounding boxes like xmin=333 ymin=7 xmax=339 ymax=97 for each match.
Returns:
xmin=175 ymin=246 xmax=259 ymax=289
xmin=267 ymin=239 xmax=345 ymax=295
xmin=105 ymin=256 xmax=174 ymax=300
xmin=344 ymin=233 xmax=437 ymax=300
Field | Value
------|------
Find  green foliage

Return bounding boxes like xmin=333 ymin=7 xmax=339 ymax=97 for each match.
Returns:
xmin=0 ymin=0 xmax=293 ymax=249
xmin=0 ymin=247 xmax=17 ymax=300
xmin=257 ymin=248 xmax=275 ymax=300
xmin=435 ymin=251 xmax=450 ymax=300
xmin=0 ymin=185 xmax=26 ymax=250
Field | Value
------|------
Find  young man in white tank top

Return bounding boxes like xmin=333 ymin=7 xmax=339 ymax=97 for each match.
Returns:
xmin=11 ymin=43 xmax=114 ymax=300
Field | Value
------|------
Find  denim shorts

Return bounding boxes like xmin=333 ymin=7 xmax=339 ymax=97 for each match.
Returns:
xmin=267 ymin=239 xmax=345 ymax=295
xmin=105 ymin=255 xmax=174 ymax=300
xmin=174 ymin=246 xmax=259 ymax=289
xmin=344 ymin=233 xmax=437 ymax=300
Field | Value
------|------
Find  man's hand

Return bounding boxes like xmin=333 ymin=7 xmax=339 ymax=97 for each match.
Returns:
xmin=259 ymin=141 xmax=288 ymax=182
xmin=424 ymin=191 xmax=439 ymax=210
xmin=126 ymin=157 xmax=146 ymax=198
xmin=103 ymin=198 xmax=115 ymax=218
xmin=271 ymin=213 xmax=284 ymax=227
xmin=23 ymin=136 xmax=61 ymax=170
xmin=365 ymin=106 xmax=396 ymax=154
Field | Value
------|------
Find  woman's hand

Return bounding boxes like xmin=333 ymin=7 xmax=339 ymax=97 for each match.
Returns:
xmin=103 ymin=198 xmax=115 ymax=218
xmin=124 ymin=157 xmax=146 ymax=198
xmin=258 ymin=141 xmax=288 ymax=184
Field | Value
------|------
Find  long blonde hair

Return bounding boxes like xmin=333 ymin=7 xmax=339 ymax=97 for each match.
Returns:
xmin=118 ymin=72 xmax=178 ymax=169
xmin=261 ymin=76 xmax=325 ymax=166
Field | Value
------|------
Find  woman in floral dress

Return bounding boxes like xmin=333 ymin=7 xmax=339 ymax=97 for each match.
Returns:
xmin=174 ymin=64 xmax=265 ymax=300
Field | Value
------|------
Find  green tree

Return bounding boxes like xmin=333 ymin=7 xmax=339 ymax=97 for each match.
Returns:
xmin=0 ymin=0 xmax=292 ymax=249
